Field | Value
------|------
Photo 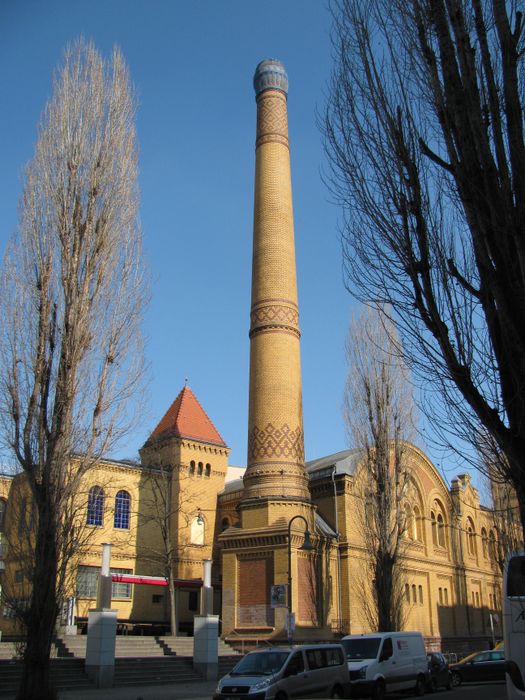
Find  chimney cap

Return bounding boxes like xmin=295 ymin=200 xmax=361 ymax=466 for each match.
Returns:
xmin=253 ymin=59 xmax=288 ymax=96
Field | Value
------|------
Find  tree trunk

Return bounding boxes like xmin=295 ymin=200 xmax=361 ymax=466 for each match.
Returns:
xmin=16 ymin=509 xmax=59 ymax=700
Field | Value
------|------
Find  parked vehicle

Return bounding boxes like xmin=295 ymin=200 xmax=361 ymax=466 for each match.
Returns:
xmin=426 ymin=652 xmax=452 ymax=692
xmin=449 ymin=649 xmax=506 ymax=686
xmin=341 ymin=632 xmax=428 ymax=700
xmin=213 ymin=644 xmax=350 ymax=700
xmin=503 ymin=551 xmax=525 ymax=700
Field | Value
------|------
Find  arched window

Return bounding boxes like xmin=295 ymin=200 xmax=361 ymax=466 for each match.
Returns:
xmin=205 ymin=463 xmax=211 ymax=477
xmin=444 ymin=588 xmax=449 ymax=605
xmin=405 ymin=583 xmax=410 ymax=603
xmin=87 ymin=486 xmax=104 ymax=526
xmin=489 ymin=530 xmax=497 ymax=560
xmin=431 ymin=511 xmax=437 ymax=546
xmin=466 ymin=518 xmax=476 ymax=556
xmin=438 ymin=587 xmax=443 ymax=604
xmin=0 ymin=498 xmax=6 ymax=532
xmin=481 ymin=528 xmax=488 ymax=558
xmin=189 ymin=461 xmax=195 ymax=475
xmin=413 ymin=505 xmax=422 ymax=541
xmin=221 ymin=517 xmax=230 ymax=532
xmin=114 ymin=491 xmax=131 ymax=529
xmin=418 ymin=585 xmax=423 ymax=605
xmin=197 ymin=462 xmax=203 ymax=476
xmin=437 ymin=513 xmax=446 ymax=548
xmin=404 ymin=503 xmax=414 ymax=539
xmin=412 ymin=584 xmax=417 ymax=603
xmin=190 ymin=514 xmax=205 ymax=545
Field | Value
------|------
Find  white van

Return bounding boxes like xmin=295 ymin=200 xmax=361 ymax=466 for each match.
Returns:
xmin=341 ymin=632 xmax=428 ymax=700
xmin=213 ymin=644 xmax=351 ymax=699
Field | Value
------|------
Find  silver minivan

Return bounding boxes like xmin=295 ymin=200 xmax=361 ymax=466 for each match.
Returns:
xmin=213 ymin=644 xmax=350 ymax=699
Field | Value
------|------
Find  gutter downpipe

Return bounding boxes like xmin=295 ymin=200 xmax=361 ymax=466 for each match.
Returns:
xmin=332 ymin=465 xmax=346 ymax=633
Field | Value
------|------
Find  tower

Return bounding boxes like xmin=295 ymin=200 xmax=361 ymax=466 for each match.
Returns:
xmin=220 ymin=60 xmax=324 ymax=640
xmin=244 ymin=59 xmax=310 ymax=503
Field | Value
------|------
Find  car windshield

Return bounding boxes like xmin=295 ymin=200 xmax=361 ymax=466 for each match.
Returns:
xmin=342 ymin=638 xmax=381 ymax=660
xmin=230 ymin=651 xmax=290 ymax=676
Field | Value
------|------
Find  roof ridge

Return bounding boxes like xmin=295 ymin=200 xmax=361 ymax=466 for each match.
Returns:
xmin=145 ymin=385 xmax=227 ymax=448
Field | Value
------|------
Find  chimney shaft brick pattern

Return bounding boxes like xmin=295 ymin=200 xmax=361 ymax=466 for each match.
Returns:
xmin=244 ymin=60 xmax=310 ymax=502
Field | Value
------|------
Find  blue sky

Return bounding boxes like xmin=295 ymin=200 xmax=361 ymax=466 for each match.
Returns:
xmin=0 ymin=0 xmax=357 ymax=468
xmin=0 ymin=0 xmax=470 ymax=490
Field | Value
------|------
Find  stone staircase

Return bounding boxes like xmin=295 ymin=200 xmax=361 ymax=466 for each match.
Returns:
xmin=0 ymin=635 xmax=241 ymax=693
xmin=0 ymin=658 xmax=92 ymax=696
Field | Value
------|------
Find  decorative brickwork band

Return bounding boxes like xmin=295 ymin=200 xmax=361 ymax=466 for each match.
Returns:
xmin=248 ymin=423 xmax=305 ymax=463
xmin=256 ymin=92 xmax=289 ymax=149
xmin=250 ymin=301 xmax=300 ymax=339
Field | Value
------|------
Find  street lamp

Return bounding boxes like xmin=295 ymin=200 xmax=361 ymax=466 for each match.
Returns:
xmin=287 ymin=514 xmax=314 ymax=642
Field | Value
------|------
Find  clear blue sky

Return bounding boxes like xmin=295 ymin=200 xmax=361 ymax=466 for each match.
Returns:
xmin=1 ymin=0 xmax=473 ymax=493
xmin=0 ymin=0 xmax=358 ymax=468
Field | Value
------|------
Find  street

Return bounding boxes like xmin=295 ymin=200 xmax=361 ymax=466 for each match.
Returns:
xmin=396 ymin=682 xmax=507 ymax=700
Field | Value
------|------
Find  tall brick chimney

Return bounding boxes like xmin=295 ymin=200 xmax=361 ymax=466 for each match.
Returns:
xmin=243 ymin=59 xmax=310 ymax=503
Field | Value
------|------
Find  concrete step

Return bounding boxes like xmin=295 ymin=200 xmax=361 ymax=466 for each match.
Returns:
xmin=0 ymin=658 xmax=93 ymax=695
xmin=113 ymin=657 xmax=202 ymax=685
xmin=54 ymin=634 xmax=241 ymax=659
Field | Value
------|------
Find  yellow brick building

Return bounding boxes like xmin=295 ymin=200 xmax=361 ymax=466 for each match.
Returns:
xmin=0 ymin=59 xmax=518 ymax=654
xmin=0 ymin=428 xmax=511 ymax=650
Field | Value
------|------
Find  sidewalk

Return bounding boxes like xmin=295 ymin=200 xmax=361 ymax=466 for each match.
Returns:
xmin=3 ymin=679 xmax=217 ymax=700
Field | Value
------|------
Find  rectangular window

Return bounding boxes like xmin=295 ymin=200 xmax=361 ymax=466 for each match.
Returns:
xmin=76 ymin=566 xmax=98 ymax=598
xmin=111 ymin=568 xmax=132 ymax=599
xmin=76 ymin=566 xmax=132 ymax=599
xmin=152 ymin=594 xmax=163 ymax=604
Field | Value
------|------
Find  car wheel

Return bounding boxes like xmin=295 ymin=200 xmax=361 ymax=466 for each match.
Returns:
xmin=450 ymin=672 xmax=461 ymax=688
xmin=414 ymin=674 xmax=426 ymax=696
xmin=275 ymin=693 xmax=288 ymax=700
xmin=331 ymin=684 xmax=344 ymax=699
xmin=374 ymin=679 xmax=386 ymax=700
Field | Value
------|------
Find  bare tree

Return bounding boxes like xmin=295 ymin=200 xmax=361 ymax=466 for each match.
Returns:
xmin=481 ymin=452 xmax=524 ymax=571
xmin=136 ymin=459 xmax=204 ymax=636
xmin=0 ymin=39 xmax=146 ymax=700
xmin=345 ymin=308 xmax=414 ymax=631
xmin=324 ymin=0 xmax=525 ymax=539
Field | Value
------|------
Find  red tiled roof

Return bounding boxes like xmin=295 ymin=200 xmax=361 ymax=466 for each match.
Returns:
xmin=145 ymin=386 xmax=227 ymax=447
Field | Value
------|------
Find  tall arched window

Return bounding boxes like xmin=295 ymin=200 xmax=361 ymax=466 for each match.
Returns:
xmin=205 ymin=463 xmax=211 ymax=477
xmin=481 ymin=528 xmax=488 ymax=558
xmin=404 ymin=503 xmax=414 ymax=539
xmin=0 ymin=498 xmax=6 ymax=532
xmin=221 ymin=517 xmax=230 ymax=532
xmin=466 ymin=517 xmax=476 ymax=556
xmin=87 ymin=486 xmax=104 ymax=526
xmin=405 ymin=583 xmax=410 ymax=603
xmin=488 ymin=530 xmax=497 ymax=560
xmin=197 ymin=462 xmax=203 ymax=476
xmin=114 ymin=491 xmax=131 ymax=529
xmin=413 ymin=505 xmax=422 ymax=541
xmin=437 ymin=513 xmax=446 ymax=548
xmin=431 ymin=512 xmax=437 ymax=546
xmin=189 ymin=461 xmax=195 ymax=475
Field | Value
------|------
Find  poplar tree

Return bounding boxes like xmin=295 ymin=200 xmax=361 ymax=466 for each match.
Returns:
xmin=0 ymin=39 xmax=146 ymax=699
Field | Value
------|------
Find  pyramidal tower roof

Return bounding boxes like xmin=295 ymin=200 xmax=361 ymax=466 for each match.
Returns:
xmin=145 ymin=386 xmax=227 ymax=448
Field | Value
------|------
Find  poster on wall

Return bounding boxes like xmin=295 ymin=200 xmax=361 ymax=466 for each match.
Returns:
xmin=271 ymin=584 xmax=287 ymax=608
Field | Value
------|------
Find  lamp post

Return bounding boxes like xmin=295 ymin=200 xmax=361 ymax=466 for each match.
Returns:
xmin=287 ymin=514 xmax=314 ymax=642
